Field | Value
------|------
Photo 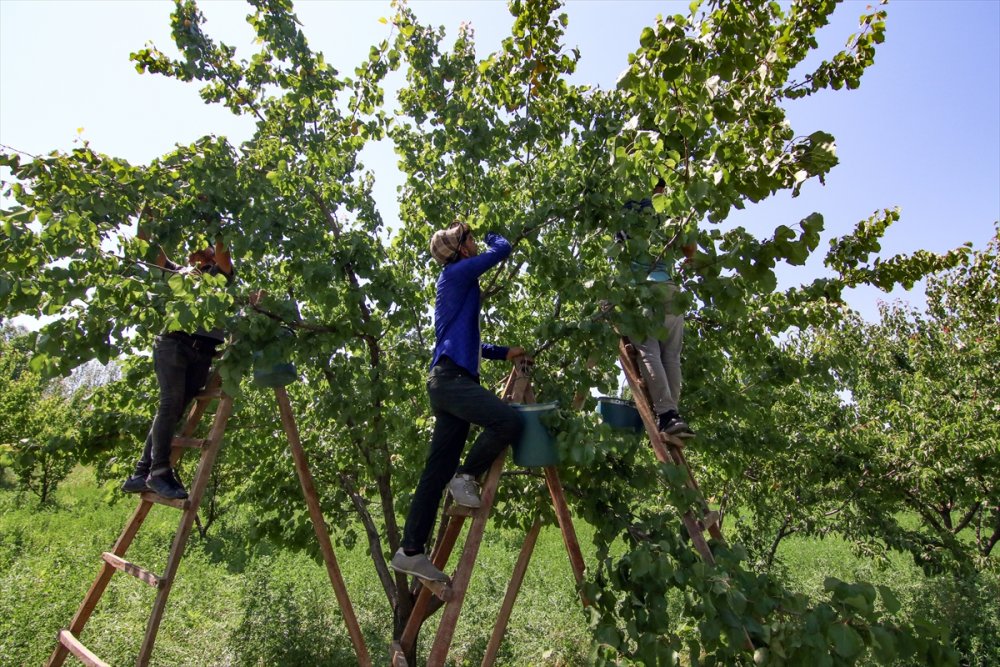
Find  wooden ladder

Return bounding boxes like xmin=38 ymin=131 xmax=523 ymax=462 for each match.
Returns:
xmin=618 ymin=337 xmax=725 ymax=560
xmin=393 ymin=359 xmax=588 ymax=667
xmin=47 ymin=376 xmax=372 ymax=667
xmin=618 ymin=336 xmax=752 ymax=650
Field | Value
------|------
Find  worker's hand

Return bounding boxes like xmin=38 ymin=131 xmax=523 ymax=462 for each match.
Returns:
xmin=506 ymin=347 xmax=532 ymax=364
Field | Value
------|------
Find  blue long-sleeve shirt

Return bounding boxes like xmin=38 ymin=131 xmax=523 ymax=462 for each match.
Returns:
xmin=430 ymin=232 xmax=512 ymax=376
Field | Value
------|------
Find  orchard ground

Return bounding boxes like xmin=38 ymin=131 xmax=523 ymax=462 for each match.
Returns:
xmin=2 ymin=465 xmax=996 ymax=666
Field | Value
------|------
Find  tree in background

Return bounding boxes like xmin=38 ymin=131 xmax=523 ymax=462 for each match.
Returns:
xmin=0 ymin=325 xmax=79 ymax=502
xmin=829 ymin=225 xmax=999 ymax=567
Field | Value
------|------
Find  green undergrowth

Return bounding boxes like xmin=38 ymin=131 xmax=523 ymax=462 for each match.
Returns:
xmin=1 ymin=466 xmax=996 ymax=665
xmin=777 ymin=532 xmax=1000 ymax=667
xmin=0 ymin=466 xmax=591 ymax=666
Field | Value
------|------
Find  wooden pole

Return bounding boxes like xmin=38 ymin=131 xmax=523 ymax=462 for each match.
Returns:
xmin=619 ymin=338 xmax=753 ymax=650
xmin=426 ymin=451 xmax=507 ymax=666
xmin=46 ymin=501 xmax=153 ymax=667
xmin=480 ymin=517 xmax=542 ymax=667
xmin=274 ymin=386 xmax=372 ymax=667
xmin=542 ymin=466 xmax=588 ymax=598
xmin=399 ymin=514 xmax=466 ymax=653
xmin=137 ymin=395 xmax=234 ymax=666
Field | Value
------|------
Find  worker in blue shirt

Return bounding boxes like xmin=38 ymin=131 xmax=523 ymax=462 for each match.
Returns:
xmin=391 ymin=221 xmax=526 ymax=583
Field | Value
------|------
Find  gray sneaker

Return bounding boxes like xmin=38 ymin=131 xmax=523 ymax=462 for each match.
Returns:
xmin=390 ymin=549 xmax=449 ymax=582
xmin=447 ymin=473 xmax=482 ymax=508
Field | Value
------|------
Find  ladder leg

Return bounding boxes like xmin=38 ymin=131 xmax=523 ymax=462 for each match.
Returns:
xmin=542 ymin=466 xmax=588 ymax=598
xmin=618 ymin=343 xmax=718 ymax=563
xmin=47 ymin=501 xmax=154 ymax=667
xmin=136 ymin=396 xmax=233 ymax=666
xmin=619 ymin=340 xmax=753 ymax=648
xmin=427 ymin=451 xmax=506 ymax=667
xmin=399 ymin=514 xmax=466 ymax=653
xmin=480 ymin=516 xmax=542 ymax=667
xmin=169 ymin=374 xmax=221 ymax=469
xmin=274 ymin=387 xmax=372 ymax=667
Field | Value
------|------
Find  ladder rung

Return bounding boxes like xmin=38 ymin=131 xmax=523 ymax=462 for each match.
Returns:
xmin=140 ymin=491 xmax=190 ymax=511
xmin=445 ymin=504 xmax=478 ymax=517
xmin=172 ymin=436 xmax=209 ymax=449
xmin=390 ymin=641 xmax=408 ymax=667
xmin=420 ymin=578 xmax=454 ymax=602
xmin=101 ymin=552 xmax=163 ymax=588
xmin=661 ymin=432 xmax=685 ymax=449
xmin=195 ymin=389 xmax=223 ymax=401
xmin=57 ymin=629 xmax=109 ymax=667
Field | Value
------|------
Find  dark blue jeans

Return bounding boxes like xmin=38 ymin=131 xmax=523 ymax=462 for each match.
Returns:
xmin=401 ymin=357 xmax=524 ymax=553
xmin=134 ymin=334 xmax=215 ymax=477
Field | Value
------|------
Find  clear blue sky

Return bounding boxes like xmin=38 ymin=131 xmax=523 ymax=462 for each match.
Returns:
xmin=2 ymin=1 xmax=998 ymax=321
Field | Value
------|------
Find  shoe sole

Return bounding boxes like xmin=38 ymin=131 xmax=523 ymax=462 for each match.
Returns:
xmin=148 ymin=488 xmax=188 ymax=500
xmin=448 ymin=491 xmax=481 ymax=509
xmin=390 ymin=562 xmax=449 ymax=583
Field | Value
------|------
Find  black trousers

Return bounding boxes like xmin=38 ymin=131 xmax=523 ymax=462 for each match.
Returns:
xmin=134 ymin=334 xmax=215 ymax=477
xmin=400 ymin=358 xmax=523 ymax=552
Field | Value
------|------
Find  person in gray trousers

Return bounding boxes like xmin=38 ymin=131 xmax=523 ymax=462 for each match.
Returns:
xmin=619 ymin=180 xmax=696 ymax=440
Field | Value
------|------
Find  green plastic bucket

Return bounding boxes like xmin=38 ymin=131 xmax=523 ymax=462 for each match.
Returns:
xmin=511 ymin=402 xmax=559 ymax=467
xmin=597 ymin=397 xmax=643 ymax=433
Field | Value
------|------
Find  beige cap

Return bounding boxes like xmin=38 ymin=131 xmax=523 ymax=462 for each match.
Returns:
xmin=430 ymin=222 xmax=468 ymax=265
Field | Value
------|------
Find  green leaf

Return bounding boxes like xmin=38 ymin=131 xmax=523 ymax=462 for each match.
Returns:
xmin=639 ymin=27 xmax=655 ymax=48
xmin=876 ymin=585 xmax=901 ymax=614
xmin=828 ymin=623 xmax=864 ymax=659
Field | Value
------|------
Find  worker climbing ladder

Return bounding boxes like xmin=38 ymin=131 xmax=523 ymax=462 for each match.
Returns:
xmin=47 ymin=374 xmax=371 ymax=667
xmin=619 ymin=335 xmax=753 ymax=651
xmin=393 ymin=358 xmax=589 ymax=667
xmin=617 ymin=336 xmax=724 ymax=561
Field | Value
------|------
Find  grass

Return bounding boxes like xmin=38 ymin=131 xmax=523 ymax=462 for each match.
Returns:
xmin=0 ymin=466 xmax=591 ymax=666
xmin=2 ymin=467 xmax=997 ymax=666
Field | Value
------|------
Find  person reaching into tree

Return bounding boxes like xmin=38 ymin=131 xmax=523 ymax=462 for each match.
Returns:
xmin=391 ymin=221 xmax=527 ymax=583
xmin=618 ymin=179 xmax=697 ymax=441
xmin=120 ymin=225 xmax=235 ymax=500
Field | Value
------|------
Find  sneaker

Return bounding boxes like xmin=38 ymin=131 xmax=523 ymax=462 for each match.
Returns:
xmin=447 ymin=473 xmax=482 ymax=509
xmin=121 ymin=474 xmax=150 ymax=494
xmin=390 ymin=549 xmax=449 ymax=582
xmin=665 ymin=417 xmax=695 ymax=439
xmin=146 ymin=469 xmax=189 ymax=500
xmin=657 ymin=411 xmax=695 ymax=440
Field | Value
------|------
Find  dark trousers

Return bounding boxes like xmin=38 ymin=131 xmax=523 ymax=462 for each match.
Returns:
xmin=400 ymin=358 xmax=524 ymax=552
xmin=134 ymin=335 xmax=215 ymax=477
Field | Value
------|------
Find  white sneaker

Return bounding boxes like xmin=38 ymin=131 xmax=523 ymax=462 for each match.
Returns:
xmin=447 ymin=473 xmax=482 ymax=508
xmin=390 ymin=549 xmax=449 ymax=582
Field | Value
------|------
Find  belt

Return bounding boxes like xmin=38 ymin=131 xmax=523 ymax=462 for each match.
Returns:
xmin=432 ymin=356 xmax=479 ymax=382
